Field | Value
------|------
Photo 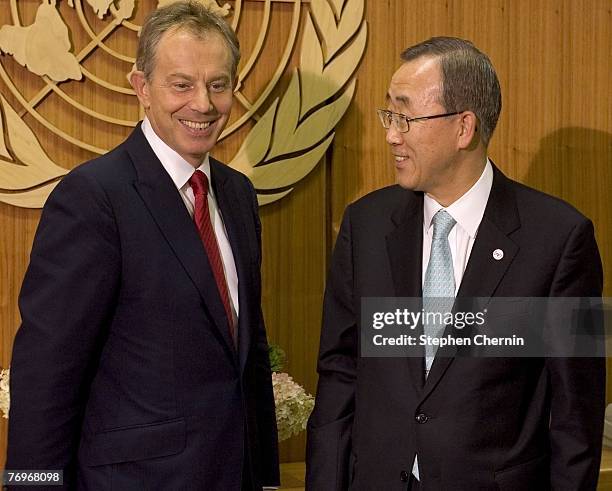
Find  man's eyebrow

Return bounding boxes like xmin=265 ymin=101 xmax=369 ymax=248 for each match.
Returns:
xmin=385 ymin=93 xmax=410 ymax=106
xmin=167 ymin=72 xmax=193 ymax=80
xmin=166 ymin=72 xmax=231 ymax=82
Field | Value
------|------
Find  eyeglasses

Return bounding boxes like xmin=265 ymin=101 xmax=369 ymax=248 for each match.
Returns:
xmin=377 ymin=109 xmax=461 ymax=133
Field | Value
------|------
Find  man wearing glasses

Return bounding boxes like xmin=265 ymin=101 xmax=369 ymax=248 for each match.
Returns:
xmin=306 ymin=37 xmax=604 ymax=490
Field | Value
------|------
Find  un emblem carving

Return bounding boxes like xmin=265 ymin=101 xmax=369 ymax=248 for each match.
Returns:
xmin=0 ymin=0 xmax=366 ymax=207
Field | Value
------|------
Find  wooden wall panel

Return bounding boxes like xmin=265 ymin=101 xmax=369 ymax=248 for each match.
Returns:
xmin=1 ymin=0 xmax=611 ymax=469
xmin=260 ymin=159 xmax=327 ymax=462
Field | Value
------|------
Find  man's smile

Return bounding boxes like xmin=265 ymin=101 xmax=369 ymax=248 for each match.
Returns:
xmin=179 ymin=119 xmax=213 ymax=131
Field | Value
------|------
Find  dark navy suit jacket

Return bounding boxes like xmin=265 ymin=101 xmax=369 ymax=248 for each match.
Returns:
xmin=7 ymin=126 xmax=279 ymax=490
xmin=306 ymin=165 xmax=605 ymax=490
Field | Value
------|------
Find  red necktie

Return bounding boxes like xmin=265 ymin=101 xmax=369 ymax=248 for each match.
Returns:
xmin=189 ymin=170 xmax=235 ymax=341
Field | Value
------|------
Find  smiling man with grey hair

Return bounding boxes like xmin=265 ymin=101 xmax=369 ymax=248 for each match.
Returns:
xmin=6 ymin=2 xmax=279 ymax=489
xmin=306 ymin=37 xmax=604 ymax=490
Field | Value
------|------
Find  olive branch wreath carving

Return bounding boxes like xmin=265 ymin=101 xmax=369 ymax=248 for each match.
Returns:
xmin=230 ymin=0 xmax=366 ymax=204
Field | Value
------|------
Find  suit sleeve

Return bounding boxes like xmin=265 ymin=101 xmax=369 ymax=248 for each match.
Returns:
xmin=246 ymin=178 xmax=280 ymax=487
xmin=306 ymin=207 xmax=357 ymax=491
xmin=6 ymin=170 xmax=121 ymax=489
xmin=546 ymin=218 xmax=605 ymax=490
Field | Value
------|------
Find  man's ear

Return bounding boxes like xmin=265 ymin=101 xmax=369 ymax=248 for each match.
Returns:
xmin=129 ymin=70 xmax=151 ymax=109
xmin=457 ymin=111 xmax=479 ymax=150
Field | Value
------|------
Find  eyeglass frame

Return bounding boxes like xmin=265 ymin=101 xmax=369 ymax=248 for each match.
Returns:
xmin=376 ymin=108 xmax=462 ymax=133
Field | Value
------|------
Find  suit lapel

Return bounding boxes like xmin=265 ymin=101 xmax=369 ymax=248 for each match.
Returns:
xmin=211 ymin=160 xmax=256 ymax=371
xmin=126 ymin=127 xmax=236 ymax=356
xmin=385 ymin=192 xmax=425 ymax=392
xmin=421 ymin=165 xmax=521 ymax=400
xmin=458 ymin=165 xmax=521 ymax=298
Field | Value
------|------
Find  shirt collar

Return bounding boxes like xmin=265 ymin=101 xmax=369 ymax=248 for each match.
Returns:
xmin=423 ymin=159 xmax=493 ymax=238
xmin=141 ymin=117 xmax=211 ymax=192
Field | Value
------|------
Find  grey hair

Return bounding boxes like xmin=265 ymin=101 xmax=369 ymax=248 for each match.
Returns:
xmin=401 ymin=37 xmax=501 ymax=146
xmin=136 ymin=1 xmax=240 ymax=81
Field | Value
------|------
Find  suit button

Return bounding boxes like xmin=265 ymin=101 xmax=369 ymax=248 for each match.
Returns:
xmin=415 ymin=413 xmax=428 ymax=424
xmin=400 ymin=470 xmax=410 ymax=482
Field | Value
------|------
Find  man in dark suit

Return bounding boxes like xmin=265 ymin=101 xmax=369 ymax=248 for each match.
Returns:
xmin=6 ymin=2 xmax=279 ymax=489
xmin=306 ymin=37 xmax=605 ymax=490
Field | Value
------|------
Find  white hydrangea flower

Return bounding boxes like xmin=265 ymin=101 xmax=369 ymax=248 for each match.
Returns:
xmin=0 ymin=368 xmax=10 ymax=419
xmin=272 ymin=372 xmax=314 ymax=441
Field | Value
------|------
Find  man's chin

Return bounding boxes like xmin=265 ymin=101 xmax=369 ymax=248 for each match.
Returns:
xmin=179 ymin=148 xmax=213 ymax=167
xmin=396 ymin=174 xmax=419 ymax=191
xmin=180 ymin=140 xmax=218 ymax=163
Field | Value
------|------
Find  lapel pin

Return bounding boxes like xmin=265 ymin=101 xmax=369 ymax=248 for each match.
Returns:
xmin=493 ymin=249 xmax=504 ymax=261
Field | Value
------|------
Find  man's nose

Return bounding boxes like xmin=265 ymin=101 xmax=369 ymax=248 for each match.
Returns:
xmin=189 ymin=86 xmax=213 ymax=113
xmin=385 ymin=125 xmax=403 ymax=145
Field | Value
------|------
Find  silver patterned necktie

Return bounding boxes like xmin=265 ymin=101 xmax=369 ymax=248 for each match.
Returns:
xmin=422 ymin=209 xmax=456 ymax=377
xmin=412 ymin=209 xmax=457 ymax=482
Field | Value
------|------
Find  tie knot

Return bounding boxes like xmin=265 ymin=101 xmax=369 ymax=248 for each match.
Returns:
xmin=431 ymin=210 xmax=456 ymax=240
xmin=189 ymin=170 xmax=209 ymax=196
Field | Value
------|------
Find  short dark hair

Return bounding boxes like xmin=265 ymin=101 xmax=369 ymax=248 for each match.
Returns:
xmin=401 ymin=37 xmax=501 ymax=146
xmin=136 ymin=1 xmax=240 ymax=81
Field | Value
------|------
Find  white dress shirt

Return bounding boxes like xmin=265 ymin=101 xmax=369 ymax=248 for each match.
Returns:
xmin=141 ymin=118 xmax=239 ymax=324
xmin=422 ymin=160 xmax=494 ymax=293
